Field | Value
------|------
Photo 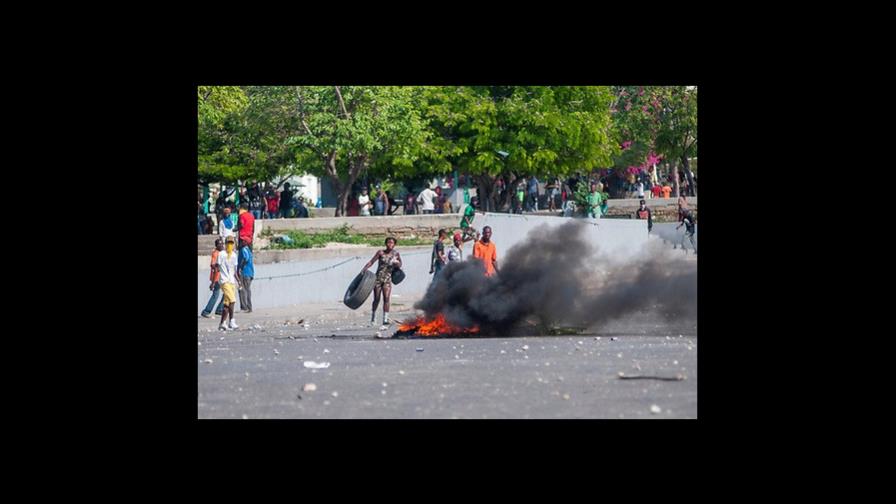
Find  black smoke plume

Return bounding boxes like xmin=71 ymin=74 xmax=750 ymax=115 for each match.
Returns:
xmin=413 ymin=220 xmax=697 ymax=335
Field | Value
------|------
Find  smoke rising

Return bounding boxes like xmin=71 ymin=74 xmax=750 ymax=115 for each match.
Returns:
xmin=413 ymin=220 xmax=697 ymax=335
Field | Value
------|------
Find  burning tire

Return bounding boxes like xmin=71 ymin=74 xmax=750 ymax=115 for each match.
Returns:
xmin=343 ymin=270 xmax=376 ymax=310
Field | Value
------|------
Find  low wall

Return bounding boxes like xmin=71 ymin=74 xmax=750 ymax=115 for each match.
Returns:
xmin=261 ymin=214 xmax=461 ymax=239
xmin=197 ymin=213 xmax=648 ymax=312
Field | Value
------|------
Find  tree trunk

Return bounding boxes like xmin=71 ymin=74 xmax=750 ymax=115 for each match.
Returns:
xmin=476 ymin=174 xmax=496 ymax=212
xmin=672 ymin=162 xmax=680 ymax=198
xmin=680 ymin=154 xmax=696 ymax=197
xmin=336 ymin=187 xmax=350 ymax=217
xmin=497 ymin=173 xmax=518 ymax=212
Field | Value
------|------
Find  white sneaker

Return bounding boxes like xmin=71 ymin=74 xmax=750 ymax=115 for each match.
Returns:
xmin=229 ymin=319 xmax=239 ymax=329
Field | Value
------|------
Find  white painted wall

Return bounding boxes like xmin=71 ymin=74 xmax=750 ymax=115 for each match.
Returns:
xmin=198 ymin=213 xmax=648 ymax=312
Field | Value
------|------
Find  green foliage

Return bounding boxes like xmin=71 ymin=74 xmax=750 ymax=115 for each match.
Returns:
xmin=420 ymin=86 xmax=617 ymax=180
xmin=268 ymin=224 xmax=432 ymax=250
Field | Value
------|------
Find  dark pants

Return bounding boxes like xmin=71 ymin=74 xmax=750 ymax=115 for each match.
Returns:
xmin=239 ymin=275 xmax=253 ymax=311
xmin=678 ymin=231 xmax=697 ymax=253
xmin=527 ymin=192 xmax=538 ymax=211
xmin=202 ymin=282 xmax=225 ymax=316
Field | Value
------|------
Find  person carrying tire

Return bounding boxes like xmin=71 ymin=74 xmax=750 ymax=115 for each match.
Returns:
xmin=361 ymin=236 xmax=402 ymax=329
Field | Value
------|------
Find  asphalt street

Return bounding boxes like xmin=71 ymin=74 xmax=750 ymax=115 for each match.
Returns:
xmin=198 ymin=234 xmax=697 ymax=419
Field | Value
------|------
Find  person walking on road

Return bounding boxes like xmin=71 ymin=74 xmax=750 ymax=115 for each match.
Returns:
xmin=237 ymin=236 xmax=254 ymax=313
xmin=201 ymin=238 xmax=225 ymax=318
xmin=362 ymin=237 xmax=403 ymax=329
xmin=430 ymin=229 xmax=448 ymax=281
xmin=447 ymin=231 xmax=466 ymax=264
xmin=217 ymin=236 xmax=240 ymax=330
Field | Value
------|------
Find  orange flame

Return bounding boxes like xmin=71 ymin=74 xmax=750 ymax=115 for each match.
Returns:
xmin=398 ymin=313 xmax=480 ymax=336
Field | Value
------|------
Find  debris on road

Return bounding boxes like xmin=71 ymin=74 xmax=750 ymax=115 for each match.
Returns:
xmin=203 ymin=358 xmax=213 ymax=364
xmin=416 ymin=348 xmax=424 ymax=352
xmin=303 ymin=383 xmax=317 ymax=392
xmin=650 ymin=404 xmax=662 ymax=414
xmin=323 ymin=349 xmax=330 ymax=354
xmin=303 ymin=361 xmax=331 ymax=369
xmin=273 ymin=349 xmax=280 ymax=355
xmin=610 ymin=337 xmax=618 ymax=341
xmin=617 ymin=372 xmax=685 ymax=381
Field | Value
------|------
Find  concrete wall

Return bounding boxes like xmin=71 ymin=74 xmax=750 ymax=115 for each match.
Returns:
xmin=198 ymin=213 xmax=648 ymax=313
xmin=476 ymin=212 xmax=647 ymax=262
xmin=261 ymin=214 xmax=460 ymax=233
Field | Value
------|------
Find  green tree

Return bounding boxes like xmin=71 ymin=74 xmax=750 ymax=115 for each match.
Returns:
xmin=285 ymin=86 xmax=429 ymax=216
xmin=198 ymin=86 xmax=251 ymax=184
xmin=421 ymin=86 xmax=617 ymax=211
xmin=611 ymin=86 xmax=697 ymax=196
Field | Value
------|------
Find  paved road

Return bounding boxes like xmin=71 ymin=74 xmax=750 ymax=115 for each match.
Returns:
xmin=198 ymin=232 xmax=697 ymax=419
xmin=198 ymin=312 xmax=696 ymax=419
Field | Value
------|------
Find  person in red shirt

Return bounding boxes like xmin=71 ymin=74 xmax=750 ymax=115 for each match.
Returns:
xmin=237 ymin=201 xmax=255 ymax=251
xmin=266 ymin=190 xmax=279 ymax=219
xmin=651 ymin=184 xmax=662 ymax=199
xmin=472 ymin=226 xmax=498 ymax=277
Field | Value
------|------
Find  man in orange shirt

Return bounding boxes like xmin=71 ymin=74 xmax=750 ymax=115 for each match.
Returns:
xmin=472 ymin=225 xmax=498 ymax=277
xmin=661 ymin=184 xmax=672 ymax=198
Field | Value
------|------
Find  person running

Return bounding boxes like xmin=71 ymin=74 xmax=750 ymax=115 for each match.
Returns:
xmin=200 ymin=238 xmax=225 ymax=318
xmin=237 ymin=236 xmax=255 ymax=313
xmin=361 ymin=237 xmax=402 ymax=329
xmin=459 ymin=199 xmax=478 ymax=242
xmin=635 ymin=199 xmax=653 ymax=233
xmin=472 ymin=225 xmax=498 ymax=277
xmin=586 ymin=183 xmax=603 ymax=219
xmin=675 ymin=207 xmax=697 ymax=254
xmin=217 ymin=236 xmax=240 ymax=330
xmin=430 ymin=229 xmax=448 ymax=280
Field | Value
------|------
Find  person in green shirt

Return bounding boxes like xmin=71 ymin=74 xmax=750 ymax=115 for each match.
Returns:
xmin=459 ymin=198 xmax=479 ymax=241
xmin=515 ymin=184 xmax=525 ymax=214
xmin=600 ymin=191 xmax=609 ymax=216
xmin=586 ymin=183 xmax=603 ymax=219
